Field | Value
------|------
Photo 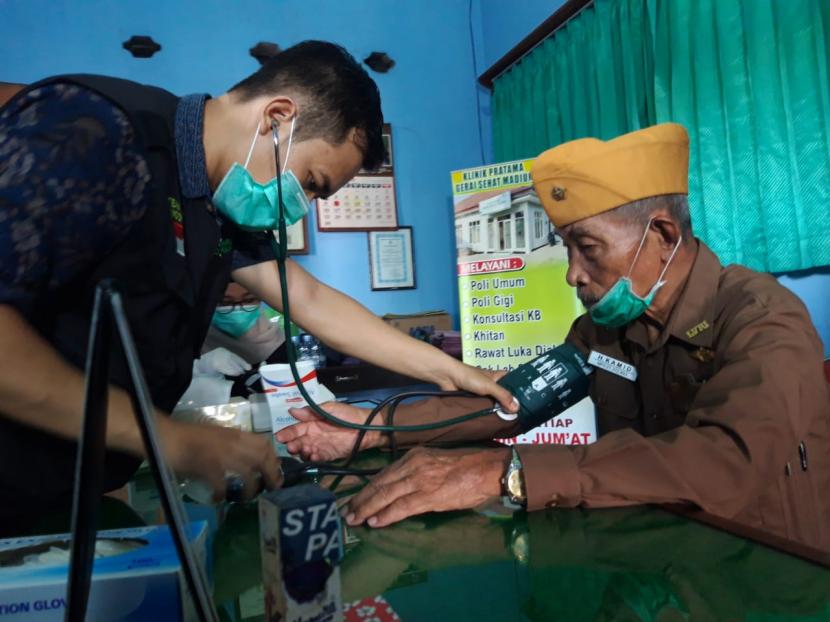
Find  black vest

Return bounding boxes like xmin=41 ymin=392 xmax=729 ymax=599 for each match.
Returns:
xmin=1 ymin=75 xmax=233 ymax=515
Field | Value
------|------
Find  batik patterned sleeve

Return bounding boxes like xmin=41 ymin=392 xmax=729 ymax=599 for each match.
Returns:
xmin=0 ymin=82 xmax=151 ymax=314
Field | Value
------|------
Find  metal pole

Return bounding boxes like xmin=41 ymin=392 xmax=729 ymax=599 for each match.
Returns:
xmin=110 ymin=288 xmax=218 ymax=621
xmin=65 ymin=280 xmax=218 ymax=621
xmin=65 ymin=283 xmax=112 ymax=621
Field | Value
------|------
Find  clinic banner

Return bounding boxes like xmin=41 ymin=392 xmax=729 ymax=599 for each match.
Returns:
xmin=451 ymin=159 xmax=596 ymax=445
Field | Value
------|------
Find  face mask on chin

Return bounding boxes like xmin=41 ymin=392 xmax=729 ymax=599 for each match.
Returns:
xmin=588 ymin=220 xmax=682 ymax=329
xmin=211 ymin=115 xmax=310 ymax=231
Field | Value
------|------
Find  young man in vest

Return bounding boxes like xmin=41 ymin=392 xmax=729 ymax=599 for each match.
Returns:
xmin=0 ymin=41 xmax=514 ymax=534
xmin=280 ymin=124 xmax=830 ymax=551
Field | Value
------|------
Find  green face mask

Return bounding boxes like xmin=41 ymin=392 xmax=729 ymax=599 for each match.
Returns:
xmin=211 ymin=116 xmax=310 ymax=232
xmin=212 ymin=306 xmax=260 ymax=338
xmin=589 ymin=221 xmax=682 ymax=329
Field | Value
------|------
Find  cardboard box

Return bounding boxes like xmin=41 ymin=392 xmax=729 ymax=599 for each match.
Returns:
xmin=259 ymin=485 xmax=343 ymax=622
xmin=0 ymin=522 xmax=208 ymax=621
xmin=259 ymin=364 xmax=338 ymax=457
xmin=382 ymin=311 xmax=452 ymax=334
xmin=260 ymin=361 xmax=322 ymax=443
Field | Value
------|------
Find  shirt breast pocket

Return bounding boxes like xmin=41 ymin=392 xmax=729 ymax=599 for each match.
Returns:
xmin=667 ymin=373 xmax=706 ymax=415
xmin=667 ymin=351 xmax=715 ymax=415
xmin=592 ymin=370 xmax=642 ymax=435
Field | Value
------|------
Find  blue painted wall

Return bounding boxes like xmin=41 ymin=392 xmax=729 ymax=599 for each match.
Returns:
xmin=476 ymin=0 xmax=564 ymax=69
xmin=0 ymin=0 xmax=488 ymax=325
xmin=778 ymin=269 xmax=830 ymax=357
xmin=470 ymin=0 xmax=565 ymax=162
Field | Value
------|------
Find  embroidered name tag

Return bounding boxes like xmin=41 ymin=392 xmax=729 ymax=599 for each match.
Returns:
xmin=588 ymin=351 xmax=638 ymax=382
xmin=685 ymin=320 xmax=710 ymax=339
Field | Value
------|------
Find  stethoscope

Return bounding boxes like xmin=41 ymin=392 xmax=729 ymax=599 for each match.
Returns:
xmin=226 ymin=119 xmax=499 ymax=500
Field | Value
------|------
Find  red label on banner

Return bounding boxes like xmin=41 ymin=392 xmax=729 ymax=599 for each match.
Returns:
xmin=457 ymin=256 xmax=525 ymax=276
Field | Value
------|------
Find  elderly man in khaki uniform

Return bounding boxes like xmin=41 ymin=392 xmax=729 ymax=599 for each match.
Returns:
xmin=279 ymin=124 xmax=830 ymax=550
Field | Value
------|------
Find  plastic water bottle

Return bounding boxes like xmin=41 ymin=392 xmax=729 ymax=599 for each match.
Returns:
xmin=298 ymin=334 xmax=313 ymax=362
xmin=309 ymin=338 xmax=324 ymax=369
xmin=291 ymin=335 xmax=303 ymax=360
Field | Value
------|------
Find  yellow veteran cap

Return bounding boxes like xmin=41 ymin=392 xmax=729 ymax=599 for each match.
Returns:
xmin=530 ymin=123 xmax=689 ymax=227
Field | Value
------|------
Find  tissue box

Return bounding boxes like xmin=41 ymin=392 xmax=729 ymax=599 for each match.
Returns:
xmin=259 ymin=485 xmax=343 ymax=622
xmin=0 ymin=522 xmax=208 ymax=621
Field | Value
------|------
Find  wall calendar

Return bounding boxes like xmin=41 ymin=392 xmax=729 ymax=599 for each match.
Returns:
xmin=316 ymin=175 xmax=398 ymax=231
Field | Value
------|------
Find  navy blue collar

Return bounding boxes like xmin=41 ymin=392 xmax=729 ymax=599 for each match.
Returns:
xmin=174 ymin=94 xmax=212 ymax=199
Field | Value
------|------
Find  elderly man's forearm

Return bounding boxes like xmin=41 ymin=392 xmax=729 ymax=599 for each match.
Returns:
xmin=382 ymin=396 xmax=522 ymax=447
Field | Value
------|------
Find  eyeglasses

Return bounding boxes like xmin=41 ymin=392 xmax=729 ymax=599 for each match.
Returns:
xmin=215 ymin=300 xmax=260 ymax=314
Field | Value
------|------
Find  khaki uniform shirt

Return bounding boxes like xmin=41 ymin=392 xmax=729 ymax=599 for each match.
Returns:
xmin=392 ymin=241 xmax=830 ymax=550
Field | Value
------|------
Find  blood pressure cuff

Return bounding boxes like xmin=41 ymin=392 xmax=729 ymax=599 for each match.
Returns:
xmin=497 ymin=342 xmax=593 ymax=433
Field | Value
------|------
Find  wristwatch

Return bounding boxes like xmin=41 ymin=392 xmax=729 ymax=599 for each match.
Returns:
xmin=501 ymin=448 xmax=527 ymax=506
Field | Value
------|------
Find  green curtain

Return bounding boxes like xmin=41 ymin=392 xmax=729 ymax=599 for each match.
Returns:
xmin=492 ymin=0 xmax=655 ymax=161
xmin=492 ymin=0 xmax=830 ymax=272
xmin=653 ymin=0 xmax=830 ymax=271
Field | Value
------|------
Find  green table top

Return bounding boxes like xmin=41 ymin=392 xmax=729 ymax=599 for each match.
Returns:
xmin=212 ymin=485 xmax=830 ymax=622
xmin=17 ymin=440 xmax=826 ymax=622
xmin=23 ymin=454 xmax=827 ymax=621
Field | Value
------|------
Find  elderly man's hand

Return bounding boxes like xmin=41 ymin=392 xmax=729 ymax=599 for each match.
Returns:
xmin=276 ymin=401 xmax=383 ymax=462
xmin=342 ymin=446 xmax=511 ymax=528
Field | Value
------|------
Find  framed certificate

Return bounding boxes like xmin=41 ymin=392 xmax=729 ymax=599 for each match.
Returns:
xmin=378 ymin=123 xmax=393 ymax=173
xmin=273 ymin=219 xmax=309 ymax=255
xmin=368 ymin=227 xmax=415 ymax=290
xmin=361 ymin=123 xmax=393 ymax=174
xmin=286 ymin=218 xmax=309 ymax=255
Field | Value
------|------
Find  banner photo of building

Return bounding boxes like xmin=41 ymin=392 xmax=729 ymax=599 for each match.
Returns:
xmin=451 ymin=159 xmax=596 ymax=446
